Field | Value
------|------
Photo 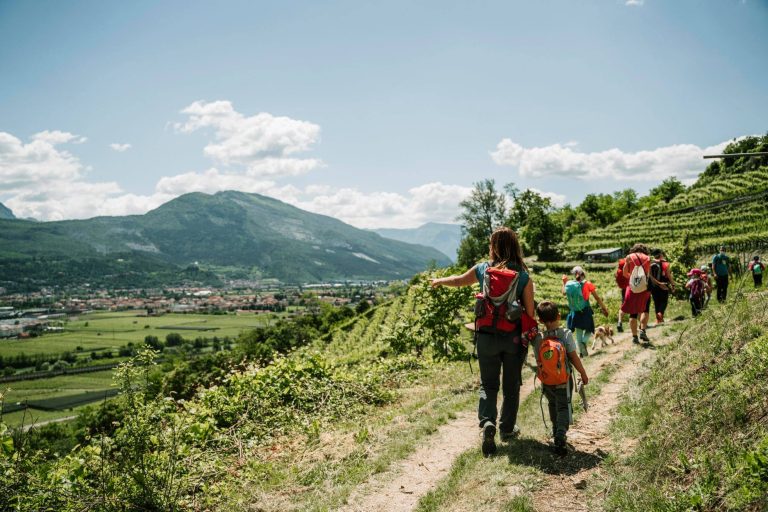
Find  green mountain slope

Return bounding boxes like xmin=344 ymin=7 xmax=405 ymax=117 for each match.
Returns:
xmin=0 ymin=191 xmax=450 ymax=286
xmin=0 ymin=202 xmax=14 ymax=219
xmin=374 ymin=222 xmax=461 ymax=262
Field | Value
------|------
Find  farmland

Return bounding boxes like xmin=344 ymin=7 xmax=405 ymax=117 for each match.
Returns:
xmin=1 ymin=370 xmax=115 ymax=426
xmin=0 ymin=311 xmax=276 ymax=358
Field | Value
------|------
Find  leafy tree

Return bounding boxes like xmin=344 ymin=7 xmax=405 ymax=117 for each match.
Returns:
xmin=514 ymin=190 xmax=561 ymax=260
xmin=648 ymin=178 xmax=686 ymax=203
xmin=456 ymin=179 xmax=507 ymax=268
xmin=165 ymin=332 xmax=183 ymax=347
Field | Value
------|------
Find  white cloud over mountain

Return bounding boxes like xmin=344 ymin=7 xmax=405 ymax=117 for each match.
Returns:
xmin=491 ymin=138 xmax=729 ymax=182
xmin=4 ymin=109 xmax=727 ymax=229
xmin=174 ymin=100 xmax=322 ymax=177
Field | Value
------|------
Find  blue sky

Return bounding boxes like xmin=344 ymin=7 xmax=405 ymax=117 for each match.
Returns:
xmin=1 ymin=0 xmax=766 ymax=227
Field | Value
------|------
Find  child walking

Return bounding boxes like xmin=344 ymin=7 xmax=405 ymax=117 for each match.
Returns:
xmin=685 ymin=268 xmax=711 ymax=317
xmin=562 ymin=266 xmax=609 ymax=357
xmin=533 ymin=301 xmax=589 ymax=456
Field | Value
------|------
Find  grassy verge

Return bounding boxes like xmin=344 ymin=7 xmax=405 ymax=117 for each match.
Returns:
xmin=601 ymin=286 xmax=768 ymax=511
xmin=210 ymin=360 xmax=478 ymax=511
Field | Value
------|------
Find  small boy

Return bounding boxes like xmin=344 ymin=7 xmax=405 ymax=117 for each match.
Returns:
xmin=748 ymin=255 xmax=764 ymax=288
xmin=685 ymin=268 xmax=711 ymax=317
xmin=533 ymin=301 xmax=589 ymax=456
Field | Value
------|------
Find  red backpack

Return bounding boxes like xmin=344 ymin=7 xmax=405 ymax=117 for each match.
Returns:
xmin=474 ymin=266 xmax=521 ymax=333
xmin=537 ymin=336 xmax=569 ymax=386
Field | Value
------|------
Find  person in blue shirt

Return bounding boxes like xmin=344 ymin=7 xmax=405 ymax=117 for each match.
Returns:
xmin=431 ymin=227 xmax=535 ymax=456
xmin=711 ymin=246 xmax=731 ymax=303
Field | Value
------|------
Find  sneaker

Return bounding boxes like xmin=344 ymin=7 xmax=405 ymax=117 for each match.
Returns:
xmin=632 ymin=336 xmax=640 ymax=344
xmin=500 ymin=424 xmax=521 ymax=442
xmin=481 ymin=422 xmax=497 ymax=456
xmin=616 ymin=322 xmax=624 ymax=333
xmin=639 ymin=329 xmax=650 ymax=342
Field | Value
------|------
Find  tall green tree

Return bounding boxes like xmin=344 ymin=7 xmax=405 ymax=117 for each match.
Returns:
xmin=513 ymin=190 xmax=562 ymax=260
xmin=456 ymin=179 xmax=507 ymax=267
xmin=649 ymin=178 xmax=686 ymax=203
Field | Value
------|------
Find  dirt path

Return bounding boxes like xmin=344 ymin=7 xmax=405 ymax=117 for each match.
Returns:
xmin=529 ymin=332 xmax=672 ymax=511
xmin=339 ymin=331 xmax=640 ymax=512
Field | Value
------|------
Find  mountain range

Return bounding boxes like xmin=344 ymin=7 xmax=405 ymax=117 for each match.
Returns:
xmin=0 ymin=202 xmax=14 ymax=220
xmin=374 ymin=222 xmax=461 ymax=262
xmin=0 ymin=191 xmax=451 ymax=290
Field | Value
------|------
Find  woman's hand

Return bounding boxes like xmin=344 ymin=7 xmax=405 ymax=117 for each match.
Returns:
xmin=430 ymin=278 xmax=443 ymax=288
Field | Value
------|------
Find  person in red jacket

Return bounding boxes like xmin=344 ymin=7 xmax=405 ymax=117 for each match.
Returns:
xmin=622 ymin=243 xmax=652 ymax=345
xmin=615 ymin=258 xmax=628 ymax=333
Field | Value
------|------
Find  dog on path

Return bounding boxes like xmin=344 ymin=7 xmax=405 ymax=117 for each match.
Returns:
xmin=591 ymin=325 xmax=615 ymax=351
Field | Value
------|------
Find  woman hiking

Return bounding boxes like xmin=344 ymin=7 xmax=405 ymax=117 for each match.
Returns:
xmin=431 ymin=227 xmax=535 ymax=456
xmin=622 ymin=243 xmax=652 ymax=345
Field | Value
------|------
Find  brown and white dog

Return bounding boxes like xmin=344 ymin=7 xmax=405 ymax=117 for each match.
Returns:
xmin=591 ymin=325 xmax=615 ymax=350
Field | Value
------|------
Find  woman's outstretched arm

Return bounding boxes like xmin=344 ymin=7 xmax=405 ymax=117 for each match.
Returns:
xmin=430 ymin=266 xmax=478 ymax=288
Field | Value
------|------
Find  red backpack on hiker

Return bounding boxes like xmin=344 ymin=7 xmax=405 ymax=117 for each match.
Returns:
xmin=474 ymin=266 xmax=522 ymax=333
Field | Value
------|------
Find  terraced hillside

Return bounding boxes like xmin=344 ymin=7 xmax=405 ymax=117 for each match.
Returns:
xmin=566 ymin=165 xmax=768 ymax=258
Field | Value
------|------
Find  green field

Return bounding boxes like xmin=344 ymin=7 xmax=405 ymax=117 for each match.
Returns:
xmin=1 ymin=370 xmax=115 ymax=427
xmin=0 ymin=311 xmax=278 ymax=357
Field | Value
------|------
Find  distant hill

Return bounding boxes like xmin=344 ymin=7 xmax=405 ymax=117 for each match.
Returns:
xmin=374 ymin=223 xmax=461 ymax=262
xmin=0 ymin=191 xmax=450 ymax=290
xmin=0 ymin=202 xmax=14 ymax=220
xmin=566 ymin=137 xmax=768 ymax=259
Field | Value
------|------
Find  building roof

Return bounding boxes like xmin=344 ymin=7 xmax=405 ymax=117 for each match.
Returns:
xmin=584 ymin=248 xmax=622 ymax=255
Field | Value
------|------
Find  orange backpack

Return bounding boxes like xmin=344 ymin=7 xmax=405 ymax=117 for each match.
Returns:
xmin=537 ymin=336 xmax=569 ymax=386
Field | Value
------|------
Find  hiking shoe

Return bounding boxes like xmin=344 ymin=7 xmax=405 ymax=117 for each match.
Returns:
xmin=481 ymin=422 xmax=497 ymax=457
xmin=632 ymin=336 xmax=640 ymax=344
xmin=639 ymin=329 xmax=650 ymax=342
xmin=553 ymin=437 xmax=568 ymax=457
xmin=616 ymin=322 xmax=624 ymax=333
xmin=500 ymin=425 xmax=521 ymax=442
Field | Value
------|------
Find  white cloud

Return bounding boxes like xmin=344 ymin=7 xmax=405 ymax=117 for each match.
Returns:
xmin=109 ymin=143 xmax=132 ymax=152
xmin=0 ymin=131 xmax=85 ymax=190
xmin=491 ymin=138 xmax=729 ymax=182
xmin=32 ymin=130 xmax=87 ymax=145
xmin=529 ymin=188 xmax=567 ymax=208
xmin=286 ymin=182 xmax=473 ymax=229
xmin=175 ymin=100 xmax=322 ymax=177
xmin=625 ymin=0 xmax=644 ymax=6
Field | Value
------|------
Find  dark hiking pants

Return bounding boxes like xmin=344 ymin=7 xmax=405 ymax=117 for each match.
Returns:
xmin=691 ymin=296 xmax=704 ymax=317
xmin=716 ymin=275 xmax=729 ymax=302
xmin=651 ymin=288 xmax=669 ymax=315
xmin=754 ymin=274 xmax=763 ymax=288
xmin=543 ymin=381 xmax=572 ymax=443
xmin=476 ymin=331 xmax=527 ymax=435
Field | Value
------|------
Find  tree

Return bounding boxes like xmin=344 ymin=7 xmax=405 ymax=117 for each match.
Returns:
xmin=456 ymin=179 xmax=507 ymax=267
xmin=513 ymin=190 xmax=562 ymax=260
xmin=648 ymin=178 xmax=686 ymax=203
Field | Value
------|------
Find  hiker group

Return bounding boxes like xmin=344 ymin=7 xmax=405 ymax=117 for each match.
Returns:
xmin=432 ymin=227 xmax=766 ymax=459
